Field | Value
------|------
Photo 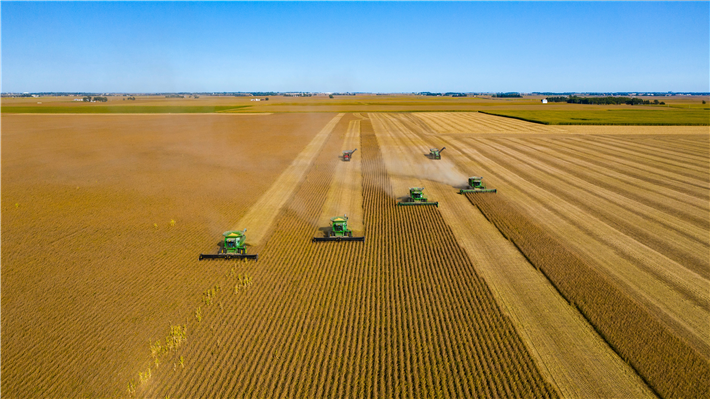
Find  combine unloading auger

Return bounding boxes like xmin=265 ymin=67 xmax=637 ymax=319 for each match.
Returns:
xmin=429 ymin=147 xmax=446 ymax=160
xmin=343 ymin=148 xmax=357 ymax=161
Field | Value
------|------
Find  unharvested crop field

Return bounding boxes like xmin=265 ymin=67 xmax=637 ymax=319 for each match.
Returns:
xmin=2 ymin=110 xmax=708 ymax=398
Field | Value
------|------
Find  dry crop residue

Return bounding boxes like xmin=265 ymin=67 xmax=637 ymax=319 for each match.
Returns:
xmin=413 ymin=112 xmax=566 ymax=134
xmin=0 ymin=113 xmax=335 ymax=397
xmin=443 ymin=134 xmax=710 ymax=359
xmin=139 ymin=116 xmax=560 ymax=398
xmin=466 ymin=192 xmax=710 ymax=399
xmin=369 ymin=112 xmax=656 ymax=398
xmin=415 ymin=110 xmax=709 ymax=398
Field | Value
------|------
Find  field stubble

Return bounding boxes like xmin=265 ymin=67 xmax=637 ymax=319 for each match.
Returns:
xmin=370 ymin=112 xmax=657 ymax=398
xmin=0 ymin=113 xmax=335 ymax=397
xmin=142 ymin=116 xmax=560 ymax=398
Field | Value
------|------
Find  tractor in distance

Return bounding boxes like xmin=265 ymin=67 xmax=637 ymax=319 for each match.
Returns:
xmin=429 ymin=147 xmax=446 ymax=160
xmin=199 ymin=229 xmax=258 ymax=260
xmin=397 ymin=187 xmax=439 ymax=207
xmin=343 ymin=149 xmax=357 ymax=161
xmin=313 ymin=215 xmax=365 ymax=242
xmin=459 ymin=176 xmax=497 ymax=194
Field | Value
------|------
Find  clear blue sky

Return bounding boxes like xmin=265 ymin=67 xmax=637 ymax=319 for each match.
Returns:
xmin=2 ymin=1 xmax=708 ymax=93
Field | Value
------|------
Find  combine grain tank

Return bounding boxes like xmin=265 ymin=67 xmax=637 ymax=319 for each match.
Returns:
xmin=459 ymin=176 xmax=497 ymax=194
xmin=313 ymin=215 xmax=364 ymax=242
xmin=397 ymin=187 xmax=439 ymax=207
xmin=199 ymin=229 xmax=258 ymax=260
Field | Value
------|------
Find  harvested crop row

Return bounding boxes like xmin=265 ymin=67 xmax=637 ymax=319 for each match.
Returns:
xmin=234 ymin=113 xmax=345 ymax=246
xmin=443 ymin=135 xmax=710 ymax=358
xmin=563 ymin=136 xmax=709 ymax=180
xmin=413 ymin=112 xmax=563 ymax=134
xmin=144 ymin=115 xmax=560 ymax=398
xmin=513 ymin=137 xmax=709 ymax=213
xmin=142 ymin=114 xmax=356 ymax=398
xmin=1 ymin=113 xmax=338 ymax=398
xmin=533 ymin=136 xmax=709 ymax=198
xmin=584 ymin=135 xmax=710 ymax=167
xmin=317 ymin=119 xmax=364 ymax=234
xmin=465 ymin=192 xmax=710 ymax=399
xmin=468 ymin=137 xmax=710 ymax=276
xmin=426 ymin=180 xmax=655 ymax=398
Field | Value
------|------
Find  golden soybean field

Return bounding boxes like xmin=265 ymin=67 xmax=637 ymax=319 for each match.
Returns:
xmin=1 ymin=111 xmax=708 ymax=398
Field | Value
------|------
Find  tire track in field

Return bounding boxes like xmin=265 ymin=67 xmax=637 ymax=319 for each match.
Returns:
xmin=470 ymin=137 xmax=710 ymax=276
xmin=529 ymin=137 xmax=709 ymax=201
xmin=441 ymin=134 xmax=710 ymax=359
xmin=507 ymin=137 xmax=709 ymax=220
xmin=564 ymin=136 xmax=709 ymax=179
xmin=638 ymin=137 xmax=709 ymax=157
xmin=496 ymin=137 xmax=709 ymax=230
xmin=588 ymin=135 xmax=710 ymax=167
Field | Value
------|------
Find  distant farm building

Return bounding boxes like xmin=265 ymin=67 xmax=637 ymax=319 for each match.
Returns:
xmin=541 ymin=98 xmax=548 ymax=104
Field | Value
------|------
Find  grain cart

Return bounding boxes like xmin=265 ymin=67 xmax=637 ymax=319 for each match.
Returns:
xmin=313 ymin=215 xmax=365 ymax=242
xmin=459 ymin=176 xmax=497 ymax=194
xmin=199 ymin=229 xmax=258 ymax=260
xmin=343 ymin=149 xmax=357 ymax=161
xmin=397 ymin=187 xmax=439 ymax=207
xmin=429 ymin=147 xmax=446 ymax=160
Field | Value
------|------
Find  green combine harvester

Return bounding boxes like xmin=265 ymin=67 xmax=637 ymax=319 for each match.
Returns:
xmin=397 ymin=187 xmax=439 ymax=207
xmin=429 ymin=147 xmax=446 ymax=160
xmin=199 ymin=229 xmax=258 ymax=260
xmin=459 ymin=176 xmax=497 ymax=194
xmin=313 ymin=215 xmax=364 ymax=242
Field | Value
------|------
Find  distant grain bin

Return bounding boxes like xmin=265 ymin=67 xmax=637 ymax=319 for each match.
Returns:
xmin=541 ymin=98 xmax=548 ymax=104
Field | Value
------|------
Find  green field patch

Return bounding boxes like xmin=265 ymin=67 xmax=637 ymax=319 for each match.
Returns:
xmin=480 ymin=109 xmax=710 ymax=125
xmin=1 ymin=105 xmax=250 ymax=114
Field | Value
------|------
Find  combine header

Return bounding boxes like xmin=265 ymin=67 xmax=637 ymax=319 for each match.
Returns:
xmin=429 ymin=147 xmax=446 ymax=160
xmin=459 ymin=176 xmax=497 ymax=194
xmin=199 ymin=229 xmax=258 ymax=260
xmin=313 ymin=215 xmax=364 ymax=242
xmin=397 ymin=187 xmax=439 ymax=207
xmin=342 ymin=149 xmax=357 ymax=161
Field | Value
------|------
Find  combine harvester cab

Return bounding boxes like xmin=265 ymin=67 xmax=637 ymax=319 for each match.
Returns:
xmin=429 ymin=147 xmax=446 ymax=160
xmin=313 ymin=215 xmax=365 ymax=242
xmin=199 ymin=229 xmax=258 ymax=260
xmin=397 ymin=187 xmax=439 ymax=207
xmin=459 ymin=176 xmax=497 ymax=194
xmin=342 ymin=148 xmax=357 ymax=161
